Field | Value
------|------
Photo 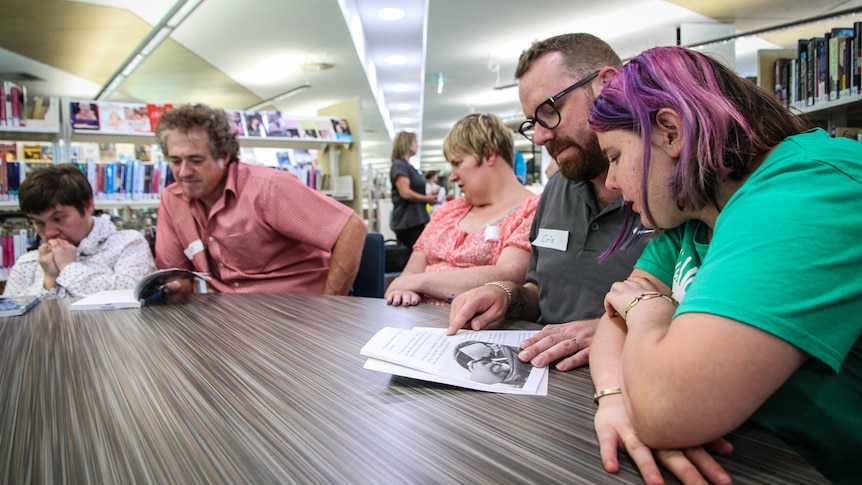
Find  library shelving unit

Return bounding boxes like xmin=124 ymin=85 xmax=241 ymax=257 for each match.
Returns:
xmin=0 ymin=97 xmax=363 ymax=217
xmin=792 ymin=93 xmax=862 ymax=133
xmin=0 ymin=97 xmax=63 ymax=211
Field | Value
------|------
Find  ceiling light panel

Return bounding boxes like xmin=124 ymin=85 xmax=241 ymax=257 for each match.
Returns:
xmin=377 ymin=7 xmax=405 ymax=20
xmin=355 ymin=0 xmax=427 ymax=141
xmin=386 ymin=55 xmax=409 ymax=65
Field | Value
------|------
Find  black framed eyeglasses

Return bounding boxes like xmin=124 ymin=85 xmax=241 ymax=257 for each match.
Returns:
xmin=518 ymin=70 xmax=599 ymax=142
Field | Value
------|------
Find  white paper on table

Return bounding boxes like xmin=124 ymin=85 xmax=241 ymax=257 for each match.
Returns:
xmin=361 ymin=326 xmax=548 ymax=394
xmin=363 ymin=357 xmax=549 ymax=395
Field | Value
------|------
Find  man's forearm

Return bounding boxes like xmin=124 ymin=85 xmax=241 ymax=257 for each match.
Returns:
xmin=506 ymin=281 xmax=540 ymax=321
xmin=324 ymin=214 xmax=367 ymax=295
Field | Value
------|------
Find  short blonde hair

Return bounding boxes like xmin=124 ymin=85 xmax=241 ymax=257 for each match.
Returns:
xmin=443 ymin=113 xmax=513 ymax=167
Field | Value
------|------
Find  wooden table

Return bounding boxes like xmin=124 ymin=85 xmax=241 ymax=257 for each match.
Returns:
xmin=0 ymin=294 xmax=826 ymax=484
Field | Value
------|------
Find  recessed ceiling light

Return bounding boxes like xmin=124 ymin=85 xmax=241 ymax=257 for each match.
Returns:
xmin=394 ymin=103 xmax=412 ymax=110
xmin=392 ymin=84 xmax=410 ymax=92
xmin=378 ymin=7 xmax=405 ymax=21
xmin=398 ymin=117 xmax=413 ymax=124
xmin=300 ymin=60 xmax=336 ymax=71
xmin=387 ymin=55 xmax=408 ymax=66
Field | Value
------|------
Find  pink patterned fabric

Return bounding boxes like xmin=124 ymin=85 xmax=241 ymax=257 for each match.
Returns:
xmin=414 ymin=194 xmax=539 ymax=273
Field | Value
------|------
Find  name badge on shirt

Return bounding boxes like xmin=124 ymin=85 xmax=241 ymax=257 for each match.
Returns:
xmin=184 ymin=239 xmax=205 ymax=260
xmin=484 ymin=225 xmax=500 ymax=242
xmin=533 ymin=228 xmax=568 ymax=252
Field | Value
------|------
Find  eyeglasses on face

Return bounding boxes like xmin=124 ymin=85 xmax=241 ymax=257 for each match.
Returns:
xmin=518 ymin=70 xmax=600 ymax=142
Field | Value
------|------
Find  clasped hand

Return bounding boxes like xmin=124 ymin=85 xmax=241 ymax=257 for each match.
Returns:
xmin=38 ymin=238 xmax=77 ymax=278
xmin=604 ymin=276 xmax=659 ymax=319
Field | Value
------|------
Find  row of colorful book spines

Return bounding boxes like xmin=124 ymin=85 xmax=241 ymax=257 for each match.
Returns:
xmin=0 ymin=161 xmax=175 ymax=201
xmin=778 ymin=24 xmax=862 ymax=107
xmin=1 ymin=233 xmax=28 ymax=268
xmin=79 ymin=161 xmax=176 ymax=201
xmin=281 ymin=166 xmax=320 ymax=190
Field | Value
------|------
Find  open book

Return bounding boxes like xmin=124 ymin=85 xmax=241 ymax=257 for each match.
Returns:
xmin=361 ymin=327 xmax=548 ymax=395
xmin=70 ymin=268 xmax=210 ymax=311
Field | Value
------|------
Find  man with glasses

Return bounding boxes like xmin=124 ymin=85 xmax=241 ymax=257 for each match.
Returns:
xmin=448 ymin=33 xmax=645 ymax=371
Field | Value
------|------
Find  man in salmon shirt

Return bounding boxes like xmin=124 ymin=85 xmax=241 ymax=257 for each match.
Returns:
xmin=153 ymin=103 xmax=366 ymax=296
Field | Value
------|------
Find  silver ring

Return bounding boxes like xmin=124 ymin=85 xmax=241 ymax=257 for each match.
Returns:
xmin=572 ymin=337 xmax=580 ymax=353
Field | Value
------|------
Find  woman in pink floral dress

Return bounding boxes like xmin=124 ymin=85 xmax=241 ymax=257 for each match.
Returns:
xmin=385 ymin=113 xmax=539 ymax=306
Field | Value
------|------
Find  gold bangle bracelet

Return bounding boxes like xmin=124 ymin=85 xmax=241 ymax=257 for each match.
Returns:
xmin=624 ymin=292 xmax=678 ymax=318
xmin=593 ymin=387 xmax=622 ymax=404
xmin=484 ymin=282 xmax=513 ymax=314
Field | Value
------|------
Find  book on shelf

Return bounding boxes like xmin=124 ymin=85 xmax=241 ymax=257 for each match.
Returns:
xmin=70 ymin=268 xmax=211 ymax=311
xmin=26 ymin=96 xmax=48 ymax=120
xmin=21 ymin=144 xmax=42 ymax=162
xmin=2 ymin=81 xmax=26 ymax=127
xmin=855 ymin=22 xmax=862 ymax=96
xmin=275 ymin=150 xmax=292 ymax=170
xmin=814 ymin=36 xmax=829 ymax=104
xmin=265 ymin=112 xmax=286 ymax=137
xmin=298 ymin=119 xmax=319 ymax=139
xmin=1 ymin=231 xmax=29 ymax=268
xmin=774 ymin=57 xmax=792 ymax=104
xmin=315 ymin=119 xmax=336 ymax=139
xmin=828 ymin=27 xmax=855 ymax=101
xmin=361 ymin=326 xmax=549 ymax=395
xmin=0 ymin=142 xmax=17 ymax=162
xmin=98 ymin=102 xmax=132 ymax=133
xmin=147 ymin=103 xmax=173 ymax=131
xmin=244 ymin=112 xmax=264 ymax=137
xmin=4 ymin=160 xmax=21 ymax=200
xmin=125 ymin=104 xmax=152 ymax=133
xmin=331 ymin=118 xmax=353 ymax=142
xmin=227 ymin=110 xmax=246 ymax=136
xmin=70 ymin=101 xmax=100 ymax=130
xmin=832 ymin=126 xmax=862 ymax=141
xmin=98 ymin=143 xmax=117 ymax=162
xmin=281 ymin=117 xmax=302 ymax=138
xmin=0 ymin=83 xmax=5 ymax=126
xmin=0 ymin=295 xmax=42 ymax=317
xmin=797 ymin=38 xmax=809 ymax=106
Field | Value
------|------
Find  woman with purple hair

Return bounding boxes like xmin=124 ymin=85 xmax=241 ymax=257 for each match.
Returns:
xmin=587 ymin=45 xmax=861 ymax=484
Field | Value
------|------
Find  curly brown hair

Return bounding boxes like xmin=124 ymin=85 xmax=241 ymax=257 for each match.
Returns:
xmin=155 ymin=104 xmax=241 ymax=164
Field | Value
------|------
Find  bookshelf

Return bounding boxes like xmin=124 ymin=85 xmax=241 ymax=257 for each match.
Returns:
xmin=1 ymin=97 xmax=360 ymax=209
xmin=756 ymin=20 xmax=862 ymax=137
xmin=0 ymin=97 xmax=362 ymax=283
xmin=793 ymin=93 xmax=862 ymax=132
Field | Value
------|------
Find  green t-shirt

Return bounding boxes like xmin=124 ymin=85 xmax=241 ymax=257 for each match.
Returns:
xmin=634 ymin=129 xmax=862 ymax=484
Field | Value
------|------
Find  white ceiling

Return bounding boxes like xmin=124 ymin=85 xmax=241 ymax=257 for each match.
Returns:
xmin=3 ymin=0 xmax=862 ymax=171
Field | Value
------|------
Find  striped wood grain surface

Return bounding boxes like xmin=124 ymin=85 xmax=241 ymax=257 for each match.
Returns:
xmin=0 ymin=295 xmax=827 ymax=484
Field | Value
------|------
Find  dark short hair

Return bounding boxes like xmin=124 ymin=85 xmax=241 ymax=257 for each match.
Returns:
xmin=19 ymin=164 xmax=93 ymax=216
xmin=155 ymin=103 xmax=241 ymax=164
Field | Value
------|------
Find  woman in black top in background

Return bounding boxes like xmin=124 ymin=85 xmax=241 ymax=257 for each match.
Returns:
xmin=389 ymin=131 xmax=437 ymax=252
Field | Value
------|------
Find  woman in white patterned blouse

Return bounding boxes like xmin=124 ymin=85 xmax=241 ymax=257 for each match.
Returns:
xmin=3 ymin=164 xmax=156 ymax=298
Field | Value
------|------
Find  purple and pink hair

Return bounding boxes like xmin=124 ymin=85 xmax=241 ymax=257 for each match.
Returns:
xmin=589 ymin=46 xmax=808 ymax=258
